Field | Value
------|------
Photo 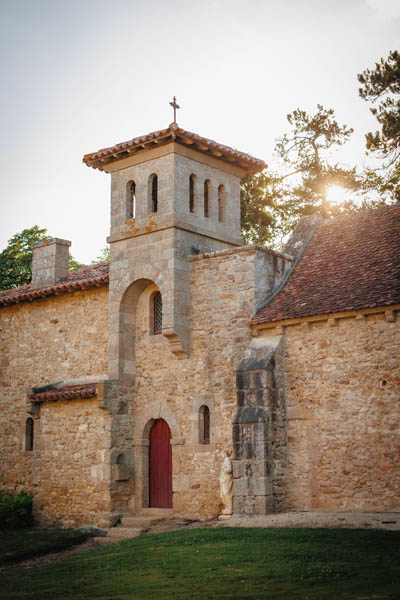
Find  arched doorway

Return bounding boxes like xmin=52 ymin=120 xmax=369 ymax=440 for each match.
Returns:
xmin=149 ymin=419 xmax=172 ymax=508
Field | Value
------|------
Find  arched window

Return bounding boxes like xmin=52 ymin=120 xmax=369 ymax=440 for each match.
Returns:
xmin=204 ymin=180 xmax=210 ymax=218
xmin=218 ymin=184 xmax=226 ymax=222
xmin=127 ymin=180 xmax=136 ymax=219
xmin=153 ymin=291 xmax=162 ymax=334
xmin=149 ymin=174 xmax=158 ymax=213
xmin=25 ymin=418 xmax=34 ymax=451
xmin=199 ymin=405 xmax=210 ymax=444
xmin=189 ymin=174 xmax=196 ymax=213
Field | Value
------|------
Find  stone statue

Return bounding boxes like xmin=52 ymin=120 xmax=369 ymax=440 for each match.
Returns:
xmin=219 ymin=451 xmax=233 ymax=515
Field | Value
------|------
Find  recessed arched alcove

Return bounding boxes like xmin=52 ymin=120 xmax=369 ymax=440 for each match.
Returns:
xmin=111 ymin=263 xmax=166 ymax=383
xmin=118 ymin=278 xmax=155 ymax=384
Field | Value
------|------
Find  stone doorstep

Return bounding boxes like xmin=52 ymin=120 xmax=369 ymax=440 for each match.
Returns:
xmin=121 ymin=515 xmax=163 ymax=528
xmin=139 ymin=508 xmax=174 ymax=517
xmin=93 ymin=511 xmax=175 ymax=546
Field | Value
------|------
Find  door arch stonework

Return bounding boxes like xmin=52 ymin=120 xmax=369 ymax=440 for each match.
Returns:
xmin=132 ymin=402 xmax=182 ymax=511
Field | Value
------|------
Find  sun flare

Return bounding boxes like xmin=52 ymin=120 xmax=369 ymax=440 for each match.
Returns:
xmin=326 ymin=185 xmax=349 ymax=206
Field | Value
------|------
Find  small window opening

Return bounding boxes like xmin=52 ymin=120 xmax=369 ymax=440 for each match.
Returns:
xmin=25 ymin=418 xmax=34 ymax=451
xmin=218 ymin=184 xmax=225 ymax=222
xmin=204 ymin=180 xmax=210 ymax=218
xmin=150 ymin=174 xmax=158 ymax=213
xmin=116 ymin=453 xmax=125 ymax=465
xmin=199 ymin=405 xmax=210 ymax=444
xmin=153 ymin=291 xmax=162 ymax=334
xmin=189 ymin=174 xmax=195 ymax=213
xmin=127 ymin=180 xmax=136 ymax=219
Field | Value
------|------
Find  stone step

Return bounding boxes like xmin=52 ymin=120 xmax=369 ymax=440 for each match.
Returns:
xmin=121 ymin=515 xmax=162 ymax=528
xmin=139 ymin=508 xmax=173 ymax=517
xmin=107 ymin=527 xmax=147 ymax=539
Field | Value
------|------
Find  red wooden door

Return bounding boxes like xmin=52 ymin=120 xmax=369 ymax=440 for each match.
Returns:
xmin=149 ymin=419 xmax=172 ymax=508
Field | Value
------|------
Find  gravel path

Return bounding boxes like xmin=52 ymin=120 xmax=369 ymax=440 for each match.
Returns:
xmin=216 ymin=510 xmax=400 ymax=531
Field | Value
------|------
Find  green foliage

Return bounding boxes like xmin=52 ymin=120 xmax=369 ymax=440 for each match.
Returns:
xmin=275 ymin=104 xmax=358 ymax=217
xmin=240 ymin=172 xmax=283 ymax=246
xmin=1 ymin=527 xmax=400 ymax=599
xmin=358 ymin=49 xmax=400 ymax=165
xmin=0 ymin=225 xmax=90 ymax=289
xmin=91 ymin=246 xmax=110 ymax=263
xmin=68 ymin=255 xmax=87 ymax=271
xmin=359 ymin=161 xmax=400 ymax=205
xmin=0 ymin=490 xmax=33 ymax=529
xmin=241 ymin=105 xmax=364 ymax=247
xmin=0 ymin=226 xmax=49 ymax=291
xmin=276 ymin=105 xmax=354 ymax=176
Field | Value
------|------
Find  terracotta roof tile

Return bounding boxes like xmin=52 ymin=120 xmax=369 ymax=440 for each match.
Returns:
xmin=251 ymin=206 xmax=400 ymax=325
xmin=0 ymin=262 xmax=109 ymax=307
xmin=83 ymin=123 xmax=266 ymax=174
xmin=28 ymin=383 xmax=97 ymax=401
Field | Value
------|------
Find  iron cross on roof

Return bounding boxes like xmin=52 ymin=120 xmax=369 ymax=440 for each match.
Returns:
xmin=169 ymin=96 xmax=180 ymax=123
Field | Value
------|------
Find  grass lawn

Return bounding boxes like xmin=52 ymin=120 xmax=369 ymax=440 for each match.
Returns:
xmin=0 ymin=528 xmax=90 ymax=566
xmin=1 ymin=527 xmax=399 ymax=599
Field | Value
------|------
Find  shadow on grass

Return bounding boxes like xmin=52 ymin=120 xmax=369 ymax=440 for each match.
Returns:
xmin=0 ymin=527 xmax=399 ymax=599
xmin=0 ymin=528 xmax=90 ymax=566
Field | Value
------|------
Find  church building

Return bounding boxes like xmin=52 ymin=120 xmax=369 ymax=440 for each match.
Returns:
xmin=0 ymin=115 xmax=399 ymax=528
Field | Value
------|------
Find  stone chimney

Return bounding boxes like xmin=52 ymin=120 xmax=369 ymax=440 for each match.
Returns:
xmin=31 ymin=238 xmax=71 ymax=289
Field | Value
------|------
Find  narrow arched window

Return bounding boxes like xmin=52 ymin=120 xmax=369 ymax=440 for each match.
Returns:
xmin=189 ymin=174 xmax=195 ymax=213
xmin=127 ymin=180 xmax=136 ymax=219
xmin=153 ymin=292 xmax=162 ymax=334
xmin=199 ymin=405 xmax=210 ymax=444
xmin=218 ymin=184 xmax=226 ymax=222
xmin=25 ymin=418 xmax=34 ymax=451
xmin=149 ymin=174 xmax=158 ymax=213
xmin=204 ymin=180 xmax=210 ymax=218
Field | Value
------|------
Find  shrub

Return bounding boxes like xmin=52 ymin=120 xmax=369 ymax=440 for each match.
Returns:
xmin=0 ymin=490 xmax=33 ymax=529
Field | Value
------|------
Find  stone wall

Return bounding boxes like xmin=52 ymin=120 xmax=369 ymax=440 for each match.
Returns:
xmin=0 ymin=288 xmax=108 ymax=513
xmin=130 ymin=246 xmax=291 ymax=519
xmin=108 ymin=145 xmax=242 ymax=245
xmin=33 ymin=397 xmax=112 ymax=527
xmin=260 ymin=311 xmax=400 ymax=511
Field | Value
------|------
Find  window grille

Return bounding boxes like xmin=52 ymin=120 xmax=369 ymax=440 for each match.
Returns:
xmin=154 ymin=292 xmax=162 ymax=334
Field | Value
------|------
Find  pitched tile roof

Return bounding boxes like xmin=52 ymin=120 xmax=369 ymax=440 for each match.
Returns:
xmin=83 ymin=122 xmax=266 ymax=174
xmin=251 ymin=206 xmax=400 ymax=325
xmin=0 ymin=262 xmax=109 ymax=307
xmin=28 ymin=383 xmax=97 ymax=402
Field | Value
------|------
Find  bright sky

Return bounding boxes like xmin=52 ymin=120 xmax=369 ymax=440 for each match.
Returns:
xmin=1 ymin=0 xmax=399 ymax=263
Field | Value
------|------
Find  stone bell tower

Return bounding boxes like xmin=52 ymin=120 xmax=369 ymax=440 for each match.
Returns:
xmin=84 ymin=108 xmax=266 ymax=371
